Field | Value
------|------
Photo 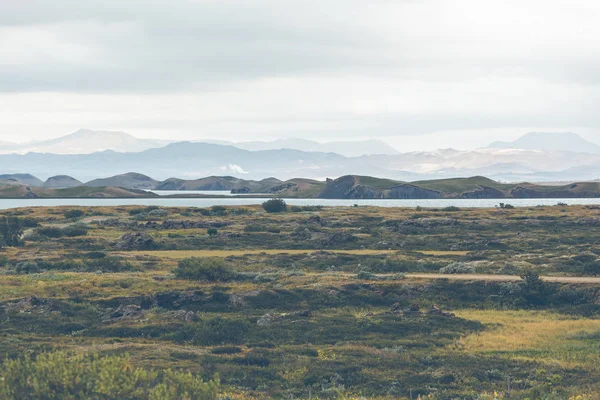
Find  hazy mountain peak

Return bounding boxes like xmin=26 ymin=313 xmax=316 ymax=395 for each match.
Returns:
xmin=488 ymin=132 xmax=600 ymax=154
xmin=231 ymin=137 xmax=398 ymax=156
xmin=0 ymin=129 xmax=172 ymax=155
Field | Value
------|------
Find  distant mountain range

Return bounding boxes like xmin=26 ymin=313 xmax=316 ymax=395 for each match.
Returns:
xmin=0 ymin=129 xmax=171 ymax=155
xmin=2 ymin=172 xmax=600 ymax=199
xmin=2 ymin=130 xmax=600 ymax=182
xmin=488 ymin=132 xmax=600 ymax=154
xmin=206 ymin=138 xmax=399 ymax=156
xmin=0 ymin=129 xmax=398 ymax=157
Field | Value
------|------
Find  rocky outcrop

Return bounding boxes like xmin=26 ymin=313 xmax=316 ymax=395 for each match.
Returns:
xmin=268 ymin=182 xmax=299 ymax=193
xmin=318 ymin=176 xmax=442 ymax=199
xmin=461 ymin=185 xmax=506 ymax=199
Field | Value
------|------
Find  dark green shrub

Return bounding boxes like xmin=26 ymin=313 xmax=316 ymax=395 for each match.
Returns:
xmin=174 ymin=257 xmax=235 ymax=281
xmin=37 ymin=226 xmax=64 ymax=238
xmin=63 ymin=209 xmax=85 ymax=219
xmin=210 ymin=346 xmax=242 ymax=354
xmin=20 ymin=217 xmax=39 ymax=228
xmin=207 ymin=228 xmax=218 ymax=236
xmin=15 ymin=261 xmax=41 ymax=274
xmin=0 ymin=351 xmax=220 ymax=400
xmin=85 ymin=251 xmax=107 ymax=259
xmin=128 ymin=206 xmax=159 ymax=216
xmin=0 ymin=255 xmax=8 ymax=267
xmin=191 ymin=318 xmax=249 ymax=345
xmin=262 ymin=198 xmax=287 ymax=213
xmin=441 ymin=206 xmax=460 ymax=212
xmin=583 ymin=261 xmax=600 ymax=276
xmin=210 ymin=206 xmax=227 ymax=216
xmin=62 ymin=223 xmax=89 ymax=237
xmin=0 ymin=217 xmax=24 ymax=247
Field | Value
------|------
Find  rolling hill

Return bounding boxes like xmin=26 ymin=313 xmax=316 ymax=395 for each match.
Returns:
xmin=1 ymin=173 xmax=600 ymax=199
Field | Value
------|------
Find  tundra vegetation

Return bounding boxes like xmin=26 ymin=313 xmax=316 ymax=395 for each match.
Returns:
xmin=1 ymin=204 xmax=600 ymax=399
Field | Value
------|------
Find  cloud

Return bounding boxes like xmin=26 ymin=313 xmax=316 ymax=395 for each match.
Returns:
xmin=1 ymin=0 xmax=600 ymax=145
xmin=220 ymin=164 xmax=248 ymax=174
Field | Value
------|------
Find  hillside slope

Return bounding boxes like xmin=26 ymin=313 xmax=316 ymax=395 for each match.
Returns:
xmin=0 ymin=184 xmax=155 ymax=198
xmin=317 ymin=175 xmax=600 ymax=199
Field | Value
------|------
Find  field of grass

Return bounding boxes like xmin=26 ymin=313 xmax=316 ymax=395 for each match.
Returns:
xmin=1 ymin=204 xmax=600 ymax=398
xmin=456 ymin=310 xmax=600 ymax=369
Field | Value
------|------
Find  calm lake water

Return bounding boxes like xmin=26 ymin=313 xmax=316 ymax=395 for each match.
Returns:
xmin=2 ymin=195 xmax=600 ymax=210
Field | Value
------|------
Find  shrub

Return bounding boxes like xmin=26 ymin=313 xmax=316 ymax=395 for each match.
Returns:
xmin=244 ymin=224 xmax=267 ymax=232
xmin=356 ymin=270 xmax=376 ymax=280
xmin=15 ymin=261 xmax=41 ymax=274
xmin=262 ymin=198 xmax=287 ymax=213
xmin=148 ymin=209 xmax=169 ymax=217
xmin=441 ymin=206 xmax=461 ymax=212
xmin=207 ymin=228 xmax=218 ymax=236
xmin=0 ymin=351 xmax=220 ymax=400
xmin=174 ymin=257 xmax=235 ymax=281
xmin=129 ymin=206 xmax=159 ymax=216
xmin=63 ymin=209 xmax=85 ymax=219
xmin=20 ymin=217 xmax=39 ymax=228
xmin=210 ymin=346 xmax=243 ymax=355
xmin=583 ymin=261 xmax=600 ymax=276
xmin=37 ymin=226 xmax=64 ymax=238
xmin=85 ymin=251 xmax=107 ymax=259
xmin=0 ymin=217 xmax=24 ymax=247
xmin=210 ymin=206 xmax=227 ymax=216
xmin=62 ymin=223 xmax=89 ymax=237
xmin=439 ymin=262 xmax=476 ymax=274
xmin=0 ymin=255 xmax=8 ymax=267
xmin=190 ymin=318 xmax=249 ymax=346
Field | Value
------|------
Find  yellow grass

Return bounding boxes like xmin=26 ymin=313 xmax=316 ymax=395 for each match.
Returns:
xmin=418 ymin=250 xmax=469 ymax=256
xmin=455 ymin=310 xmax=600 ymax=368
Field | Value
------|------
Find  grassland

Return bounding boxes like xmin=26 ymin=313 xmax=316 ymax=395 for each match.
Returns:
xmin=1 ymin=203 xmax=600 ymax=398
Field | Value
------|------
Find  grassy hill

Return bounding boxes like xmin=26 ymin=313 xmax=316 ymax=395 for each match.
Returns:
xmin=2 ymin=173 xmax=600 ymax=199
xmin=317 ymin=175 xmax=600 ymax=199
xmin=0 ymin=184 xmax=155 ymax=198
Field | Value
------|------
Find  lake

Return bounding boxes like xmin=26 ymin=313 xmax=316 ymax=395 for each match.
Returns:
xmin=2 ymin=195 xmax=600 ymax=210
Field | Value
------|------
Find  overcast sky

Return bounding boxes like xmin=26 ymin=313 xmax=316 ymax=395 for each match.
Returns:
xmin=1 ymin=0 xmax=600 ymax=151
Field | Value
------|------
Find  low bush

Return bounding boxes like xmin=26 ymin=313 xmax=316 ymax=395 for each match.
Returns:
xmin=441 ymin=206 xmax=461 ymax=212
xmin=128 ymin=206 xmax=160 ymax=216
xmin=262 ymin=198 xmax=287 ymax=213
xmin=63 ymin=209 xmax=85 ymax=219
xmin=439 ymin=262 xmax=476 ymax=274
xmin=0 ymin=351 xmax=220 ymax=400
xmin=15 ymin=261 xmax=41 ymax=274
xmin=62 ymin=223 xmax=89 ymax=237
xmin=174 ymin=257 xmax=235 ymax=281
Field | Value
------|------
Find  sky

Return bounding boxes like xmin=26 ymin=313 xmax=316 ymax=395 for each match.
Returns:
xmin=1 ymin=0 xmax=600 ymax=151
